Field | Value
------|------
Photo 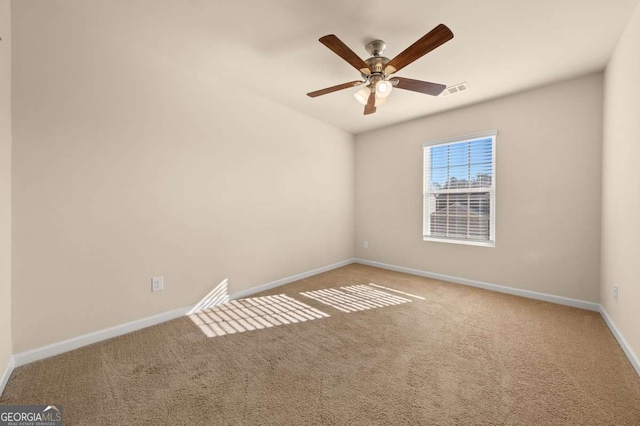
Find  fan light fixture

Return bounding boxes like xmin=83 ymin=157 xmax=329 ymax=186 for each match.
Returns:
xmin=354 ymin=81 xmax=391 ymax=107
xmin=374 ymin=96 xmax=388 ymax=107
xmin=354 ymin=86 xmax=371 ymax=105
xmin=375 ymin=80 xmax=393 ymax=98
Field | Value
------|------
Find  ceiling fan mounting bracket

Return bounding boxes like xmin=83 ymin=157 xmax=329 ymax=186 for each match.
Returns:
xmin=366 ymin=39 xmax=387 ymax=57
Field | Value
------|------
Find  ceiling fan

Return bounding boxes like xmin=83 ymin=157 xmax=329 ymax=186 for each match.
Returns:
xmin=307 ymin=24 xmax=454 ymax=115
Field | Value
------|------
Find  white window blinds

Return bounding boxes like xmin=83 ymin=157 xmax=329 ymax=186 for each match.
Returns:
xmin=423 ymin=131 xmax=496 ymax=247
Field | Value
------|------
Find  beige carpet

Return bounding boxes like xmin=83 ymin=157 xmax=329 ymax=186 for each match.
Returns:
xmin=2 ymin=264 xmax=639 ymax=425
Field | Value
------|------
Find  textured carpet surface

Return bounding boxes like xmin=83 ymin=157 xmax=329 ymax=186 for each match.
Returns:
xmin=2 ymin=264 xmax=640 ymax=425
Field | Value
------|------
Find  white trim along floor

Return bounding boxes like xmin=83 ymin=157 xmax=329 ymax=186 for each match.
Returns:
xmin=1 ymin=257 xmax=637 ymax=398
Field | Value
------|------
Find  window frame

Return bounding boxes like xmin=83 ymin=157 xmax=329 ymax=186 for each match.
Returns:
xmin=422 ymin=130 xmax=497 ymax=248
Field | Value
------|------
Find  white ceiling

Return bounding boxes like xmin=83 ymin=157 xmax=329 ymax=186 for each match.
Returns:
xmin=60 ymin=0 xmax=639 ymax=134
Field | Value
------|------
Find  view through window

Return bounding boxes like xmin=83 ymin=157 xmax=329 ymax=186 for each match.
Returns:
xmin=423 ymin=131 xmax=496 ymax=246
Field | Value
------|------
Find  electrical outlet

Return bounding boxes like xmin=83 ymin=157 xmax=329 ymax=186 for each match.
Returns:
xmin=152 ymin=276 xmax=164 ymax=292
xmin=613 ymin=285 xmax=619 ymax=301
xmin=363 ymin=240 xmax=369 ymax=249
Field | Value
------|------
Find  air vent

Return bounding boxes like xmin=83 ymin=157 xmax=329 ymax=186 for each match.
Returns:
xmin=441 ymin=82 xmax=469 ymax=97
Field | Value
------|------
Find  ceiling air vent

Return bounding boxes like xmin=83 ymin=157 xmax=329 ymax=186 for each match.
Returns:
xmin=441 ymin=82 xmax=469 ymax=97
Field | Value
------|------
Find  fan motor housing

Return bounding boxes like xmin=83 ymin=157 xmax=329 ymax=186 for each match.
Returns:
xmin=365 ymin=56 xmax=390 ymax=73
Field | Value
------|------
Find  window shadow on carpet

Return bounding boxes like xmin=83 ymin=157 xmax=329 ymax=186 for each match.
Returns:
xmin=188 ymin=294 xmax=329 ymax=337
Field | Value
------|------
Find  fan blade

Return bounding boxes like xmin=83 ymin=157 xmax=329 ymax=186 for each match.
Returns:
xmin=391 ymin=77 xmax=446 ymax=96
xmin=307 ymin=81 xmax=364 ymax=98
xmin=319 ymin=35 xmax=371 ymax=75
xmin=364 ymin=91 xmax=376 ymax=115
xmin=385 ymin=24 xmax=454 ymax=74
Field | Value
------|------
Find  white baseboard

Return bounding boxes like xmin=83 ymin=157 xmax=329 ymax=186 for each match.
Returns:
xmin=0 ymin=355 xmax=15 ymax=397
xmin=355 ymin=258 xmax=600 ymax=311
xmin=13 ymin=306 xmax=193 ymax=368
xmin=228 ymin=258 xmax=356 ymax=300
xmin=11 ymin=258 xmax=638 ymax=380
xmin=355 ymin=258 xmax=640 ymax=376
xmin=600 ymin=306 xmax=640 ymax=376
xmin=12 ymin=258 xmax=356 ymax=368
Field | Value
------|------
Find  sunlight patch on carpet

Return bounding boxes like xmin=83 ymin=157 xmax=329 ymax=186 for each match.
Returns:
xmin=368 ymin=283 xmax=426 ymax=300
xmin=187 ymin=278 xmax=230 ymax=315
xmin=189 ymin=294 xmax=329 ymax=337
xmin=300 ymin=284 xmax=411 ymax=313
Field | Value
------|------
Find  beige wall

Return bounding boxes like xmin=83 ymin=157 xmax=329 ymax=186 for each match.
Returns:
xmin=0 ymin=0 xmax=12 ymax=374
xmin=601 ymin=3 xmax=640 ymax=360
xmin=356 ymin=73 xmax=603 ymax=302
xmin=11 ymin=1 xmax=355 ymax=352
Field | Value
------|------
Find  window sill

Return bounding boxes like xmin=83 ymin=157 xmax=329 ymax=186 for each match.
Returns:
xmin=423 ymin=236 xmax=495 ymax=248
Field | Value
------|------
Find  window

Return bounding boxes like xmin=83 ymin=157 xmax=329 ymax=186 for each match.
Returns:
xmin=423 ymin=131 xmax=496 ymax=247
